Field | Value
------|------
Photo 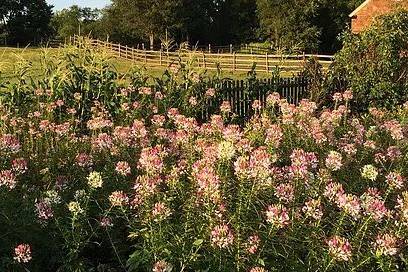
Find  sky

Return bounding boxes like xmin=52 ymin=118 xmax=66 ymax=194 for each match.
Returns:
xmin=47 ymin=0 xmax=111 ymax=10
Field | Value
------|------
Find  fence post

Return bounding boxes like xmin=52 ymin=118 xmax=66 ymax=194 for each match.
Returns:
xmin=233 ymin=52 xmax=236 ymax=72
xmin=203 ymin=52 xmax=206 ymax=68
xmin=266 ymin=53 xmax=269 ymax=73
xmin=230 ymin=44 xmax=233 ymax=54
xmin=160 ymin=50 xmax=163 ymax=66
xmin=208 ymin=44 xmax=211 ymax=53
xmin=125 ymin=45 xmax=128 ymax=59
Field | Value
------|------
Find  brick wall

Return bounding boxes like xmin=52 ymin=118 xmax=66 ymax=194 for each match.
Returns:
xmin=351 ymin=0 xmax=408 ymax=33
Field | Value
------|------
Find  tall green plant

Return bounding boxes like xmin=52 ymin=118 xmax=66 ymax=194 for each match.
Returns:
xmin=333 ymin=10 xmax=408 ymax=112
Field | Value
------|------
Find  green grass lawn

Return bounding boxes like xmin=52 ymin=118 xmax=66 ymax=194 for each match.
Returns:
xmin=0 ymin=47 xmax=45 ymax=77
xmin=0 ymin=46 xmax=298 ymax=82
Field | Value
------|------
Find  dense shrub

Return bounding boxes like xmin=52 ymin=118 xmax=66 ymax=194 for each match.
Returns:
xmin=1 ymin=45 xmax=408 ymax=271
xmin=333 ymin=10 xmax=408 ymax=112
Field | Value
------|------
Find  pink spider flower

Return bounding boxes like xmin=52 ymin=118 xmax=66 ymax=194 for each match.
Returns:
xmin=0 ymin=134 xmax=21 ymax=153
xmin=387 ymin=146 xmax=402 ymax=161
xmin=12 ymin=158 xmax=28 ymax=174
xmin=75 ymin=153 xmax=93 ymax=168
xmin=324 ymin=182 xmax=344 ymax=202
xmin=382 ymin=120 xmax=404 ymax=141
xmin=361 ymin=190 xmax=389 ymax=222
xmin=245 ymin=235 xmax=260 ymax=254
xmin=152 ymin=260 xmax=173 ymax=272
xmin=265 ymin=204 xmax=290 ymax=229
xmin=249 ymin=146 xmax=273 ymax=180
xmin=374 ymin=233 xmax=399 ymax=257
xmin=92 ymin=133 xmax=113 ymax=150
xmin=252 ymin=100 xmax=262 ymax=111
xmin=0 ymin=170 xmax=17 ymax=189
xmin=337 ymin=193 xmax=361 ymax=219
xmin=302 ymin=199 xmax=323 ymax=220
xmin=326 ymin=236 xmax=352 ymax=261
xmin=325 ymin=151 xmax=343 ymax=171
xmin=138 ymin=146 xmax=166 ymax=175
xmin=13 ymin=244 xmax=32 ymax=263
xmin=265 ymin=124 xmax=283 ymax=148
xmin=211 ymin=224 xmax=234 ymax=249
xmin=115 ymin=161 xmax=131 ymax=176
xmin=205 ymin=88 xmax=216 ymax=97
xmin=192 ymin=159 xmax=220 ymax=201
xmin=386 ymin=172 xmax=405 ymax=190
xmin=109 ymin=191 xmax=129 ymax=207
xmin=100 ymin=217 xmax=113 ymax=228
xmin=220 ymin=101 xmax=232 ymax=113
xmin=343 ymin=90 xmax=353 ymax=101
xmin=266 ymin=92 xmax=280 ymax=106
xmin=275 ymin=183 xmax=294 ymax=203
xmin=151 ymin=202 xmax=172 ymax=221
xmin=333 ymin=92 xmax=343 ymax=102
xmin=35 ymin=200 xmax=54 ymax=220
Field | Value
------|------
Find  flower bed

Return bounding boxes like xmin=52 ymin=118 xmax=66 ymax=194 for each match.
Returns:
xmin=1 ymin=47 xmax=408 ymax=271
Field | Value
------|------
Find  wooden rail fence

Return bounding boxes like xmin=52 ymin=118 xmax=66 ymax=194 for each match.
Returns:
xmin=70 ymin=35 xmax=334 ymax=74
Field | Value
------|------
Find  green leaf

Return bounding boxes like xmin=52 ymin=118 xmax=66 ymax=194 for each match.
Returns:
xmin=193 ymin=239 xmax=204 ymax=247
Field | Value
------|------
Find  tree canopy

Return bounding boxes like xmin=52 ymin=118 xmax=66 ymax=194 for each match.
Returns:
xmin=95 ymin=0 xmax=363 ymax=53
xmin=51 ymin=6 xmax=101 ymax=40
xmin=0 ymin=0 xmax=53 ymax=45
xmin=0 ymin=0 xmax=366 ymax=52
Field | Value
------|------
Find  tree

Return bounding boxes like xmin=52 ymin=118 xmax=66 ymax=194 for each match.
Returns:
xmin=107 ymin=0 xmax=183 ymax=49
xmin=256 ymin=0 xmax=321 ymax=52
xmin=51 ymin=6 xmax=101 ymax=40
xmin=100 ymin=0 xmax=257 ymax=47
xmin=212 ymin=0 xmax=258 ymax=44
xmin=93 ymin=0 xmax=364 ymax=53
xmin=1 ymin=0 xmax=53 ymax=45
xmin=176 ymin=0 xmax=215 ymax=44
xmin=313 ymin=0 xmax=364 ymax=53
xmin=256 ymin=0 xmax=364 ymax=53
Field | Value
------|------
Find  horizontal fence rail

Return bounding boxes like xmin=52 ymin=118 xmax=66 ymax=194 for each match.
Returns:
xmin=70 ymin=35 xmax=334 ymax=74
xmin=196 ymin=44 xmax=308 ymax=55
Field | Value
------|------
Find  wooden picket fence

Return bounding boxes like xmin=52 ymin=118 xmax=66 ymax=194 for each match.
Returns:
xmin=70 ymin=35 xmax=334 ymax=74
xmin=200 ymin=77 xmax=310 ymax=121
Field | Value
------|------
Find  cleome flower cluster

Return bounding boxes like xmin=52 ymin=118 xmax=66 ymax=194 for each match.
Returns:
xmin=0 ymin=81 xmax=408 ymax=271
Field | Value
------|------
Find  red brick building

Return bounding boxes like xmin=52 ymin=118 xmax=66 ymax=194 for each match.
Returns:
xmin=349 ymin=0 xmax=408 ymax=33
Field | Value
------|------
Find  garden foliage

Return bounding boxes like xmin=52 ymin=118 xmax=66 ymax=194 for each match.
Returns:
xmin=0 ymin=44 xmax=408 ymax=272
xmin=334 ymin=10 xmax=408 ymax=112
